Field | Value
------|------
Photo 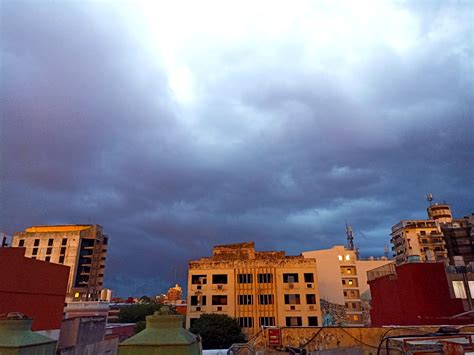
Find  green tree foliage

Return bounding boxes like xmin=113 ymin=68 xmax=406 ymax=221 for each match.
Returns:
xmin=118 ymin=304 xmax=161 ymax=324
xmin=118 ymin=304 xmax=179 ymax=334
xmin=189 ymin=314 xmax=245 ymax=350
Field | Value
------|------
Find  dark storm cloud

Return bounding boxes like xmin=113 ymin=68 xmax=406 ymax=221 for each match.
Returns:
xmin=1 ymin=0 xmax=473 ymax=296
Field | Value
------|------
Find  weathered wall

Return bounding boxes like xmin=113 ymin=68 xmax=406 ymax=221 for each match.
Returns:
xmin=251 ymin=326 xmax=474 ymax=354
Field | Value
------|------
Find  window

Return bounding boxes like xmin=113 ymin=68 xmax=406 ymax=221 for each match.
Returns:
xmin=304 ymin=273 xmax=314 ymax=283
xmin=258 ymin=294 xmax=274 ymax=305
xmin=45 ymin=256 xmax=51 ymax=262
xmin=238 ymin=317 xmax=253 ymax=328
xmin=342 ymin=278 xmax=358 ymax=287
xmin=212 ymin=295 xmax=228 ymax=305
xmin=306 ymin=294 xmax=316 ymax=304
xmin=259 ymin=317 xmax=275 ymax=326
xmin=283 ymin=273 xmax=299 ymax=283
xmin=258 ymin=273 xmax=273 ymax=283
xmin=32 ymin=248 xmax=38 ymax=256
xmin=60 ymin=247 xmax=66 ymax=255
xmin=191 ymin=295 xmax=206 ymax=306
xmin=59 ymin=255 xmax=65 ymax=264
xmin=420 ymin=231 xmax=426 ymax=236
xmin=191 ymin=275 xmax=207 ymax=285
xmin=338 ymin=255 xmax=343 ymax=261
xmin=308 ymin=317 xmax=318 ymax=326
xmin=453 ymin=281 xmax=467 ymax=299
xmin=46 ymin=247 xmax=52 ymax=255
xmin=18 ymin=239 xmax=25 ymax=247
xmin=345 ymin=254 xmax=351 ymax=261
xmin=48 ymin=239 xmax=54 ymax=246
xmin=286 ymin=317 xmax=302 ymax=326
xmin=284 ymin=294 xmax=301 ymax=305
xmin=62 ymin=238 xmax=67 ymax=246
xmin=212 ymin=274 xmax=228 ymax=284
xmin=237 ymin=274 xmax=252 ymax=283
xmin=34 ymin=239 xmax=40 ymax=246
xmin=238 ymin=294 xmax=253 ymax=305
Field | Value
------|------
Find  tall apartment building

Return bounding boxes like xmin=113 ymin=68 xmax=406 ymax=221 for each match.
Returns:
xmin=428 ymin=204 xmax=474 ymax=266
xmin=302 ymin=246 xmax=391 ymax=326
xmin=391 ymin=219 xmax=448 ymax=264
xmin=11 ymin=224 xmax=108 ymax=301
xmin=186 ymin=242 xmax=322 ymax=337
xmin=390 ymin=203 xmax=473 ymax=266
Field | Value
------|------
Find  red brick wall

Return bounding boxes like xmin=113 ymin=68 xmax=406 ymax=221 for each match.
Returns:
xmin=369 ymin=262 xmax=466 ymax=326
xmin=0 ymin=248 xmax=69 ymax=330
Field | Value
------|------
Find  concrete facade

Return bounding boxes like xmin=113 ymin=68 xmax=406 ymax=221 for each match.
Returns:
xmin=11 ymin=224 xmax=108 ymax=301
xmin=391 ymin=220 xmax=448 ymax=264
xmin=390 ymin=203 xmax=474 ymax=266
xmin=302 ymin=246 xmax=391 ymax=326
xmin=58 ymin=316 xmax=118 ymax=355
xmin=186 ymin=242 xmax=322 ymax=337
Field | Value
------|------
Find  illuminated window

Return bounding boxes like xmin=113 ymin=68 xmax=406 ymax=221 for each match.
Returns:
xmin=345 ymin=255 xmax=350 ymax=261
xmin=74 ymin=292 xmax=80 ymax=298
xmin=453 ymin=281 xmax=467 ymax=299
xmin=348 ymin=280 xmax=353 ymax=285
xmin=338 ymin=255 xmax=343 ymax=261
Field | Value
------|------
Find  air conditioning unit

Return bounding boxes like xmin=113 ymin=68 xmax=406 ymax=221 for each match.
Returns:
xmin=307 ymin=284 xmax=313 ymax=288
xmin=309 ymin=305 xmax=315 ymax=310
xmin=217 ymin=284 xmax=223 ymax=290
xmin=289 ymin=284 xmax=294 ymax=289
xmin=290 ymin=305 xmax=295 ymax=310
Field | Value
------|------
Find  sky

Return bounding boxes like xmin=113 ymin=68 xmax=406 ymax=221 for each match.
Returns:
xmin=1 ymin=0 xmax=473 ymax=296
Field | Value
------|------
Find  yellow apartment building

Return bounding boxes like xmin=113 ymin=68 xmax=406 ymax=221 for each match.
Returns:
xmin=302 ymin=246 xmax=391 ymax=326
xmin=391 ymin=220 xmax=448 ymax=264
xmin=186 ymin=242 xmax=322 ymax=337
xmin=11 ymin=224 xmax=108 ymax=301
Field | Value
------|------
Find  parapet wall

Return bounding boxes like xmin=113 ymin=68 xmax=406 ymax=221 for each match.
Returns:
xmin=250 ymin=326 xmax=474 ymax=354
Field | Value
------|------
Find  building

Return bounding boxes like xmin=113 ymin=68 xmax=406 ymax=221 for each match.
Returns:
xmin=186 ymin=242 xmax=322 ymax=337
xmin=0 ymin=247 xmax=69 ymax=331
xmin=368 ymin=262 xmax=473 ymax=326
xmin=167 ymin=284 xmax=183 ymax=302
xmin=428 ymin=203 xmax=474 ymax=266
xmin=390 ymin=202 xmax=474 ymax=266
xmin=390 ymin=219 xmax=448 ymax=264
xmin=57 ymin=316 xmax=119 ymax=354
xmin=302 ymin=246 xmax=392 ymax=326
xmin=11 ymin=224 xmax=108 ymax=301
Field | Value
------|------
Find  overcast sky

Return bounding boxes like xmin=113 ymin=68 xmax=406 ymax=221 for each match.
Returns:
xmin=1 ymin=0 xmax=473 ymax=296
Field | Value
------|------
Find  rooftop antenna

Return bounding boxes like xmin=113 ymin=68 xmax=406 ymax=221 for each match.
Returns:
xmin=383 ymin=245 xmax=389 ymax=259
xmin=345 ymin=223 xmax=354 ymax=251
xmin=426 ymin=193 xmax=433 ymax=207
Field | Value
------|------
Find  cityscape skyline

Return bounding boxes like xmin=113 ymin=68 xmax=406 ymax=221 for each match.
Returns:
xmin=1 ymin=0 xmax=473 ymax=297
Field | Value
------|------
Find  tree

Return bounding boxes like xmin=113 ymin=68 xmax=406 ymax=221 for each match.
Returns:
xmin=118 ymin=304 xmax=179 ymax=334
xmin=189 ymin=314 xmax=245 ymax=350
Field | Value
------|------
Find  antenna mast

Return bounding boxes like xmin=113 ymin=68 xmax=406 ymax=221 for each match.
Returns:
xmin=345 ymin=223 xmax=354 ymax=250
xmin=426 ymin=193 xmax=433 ymax=207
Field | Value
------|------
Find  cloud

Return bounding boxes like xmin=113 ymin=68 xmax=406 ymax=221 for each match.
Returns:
xmin=1 ymin=0 xmax=473 ymax=296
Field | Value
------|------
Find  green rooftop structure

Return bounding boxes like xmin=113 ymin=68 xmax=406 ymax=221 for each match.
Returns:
xmin=0 ymin=313 xmax=57 ymax=355
xmin=119 ymin=307 xmax=201 ymax=355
